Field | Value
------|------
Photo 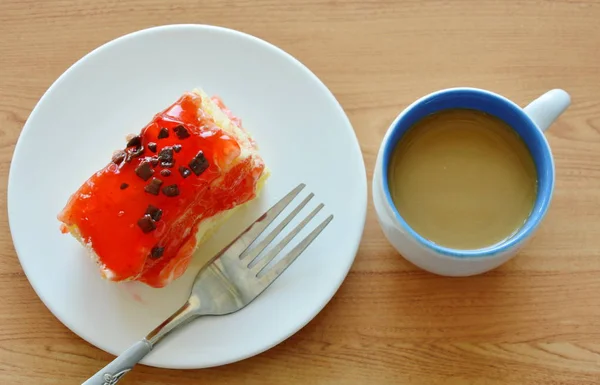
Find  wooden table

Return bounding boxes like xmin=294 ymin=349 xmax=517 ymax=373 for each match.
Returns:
xmin=2 ymin=1 xmax=600 ymax=384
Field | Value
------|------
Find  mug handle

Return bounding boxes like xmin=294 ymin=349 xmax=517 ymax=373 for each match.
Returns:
xmin=523 ymin=89 xmax=571 ymax=132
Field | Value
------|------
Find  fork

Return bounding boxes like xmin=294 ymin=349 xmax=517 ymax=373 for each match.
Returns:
xmin=84 ymin=183 xmax=332 ymax=385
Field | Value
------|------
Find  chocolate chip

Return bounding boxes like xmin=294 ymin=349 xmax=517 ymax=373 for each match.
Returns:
xmin=178 ymin=166 xmax=191 ymax=178
xmin=137 ymin=214 xmax=156 ymax=233
xmin=145 ymin=205 xmax=163 ymax=222
xmin=144 ymin=178 xmax=163 ymax=195
xmin=150 ymin=156 xmax=159 ymax=167
xmin=158 ymin=147 xmax=175 ymax=168
xmin=126 ymin=135 xmax=142 ymax=148
xmin=120 ymin=183 xmax=129 ymax=190
xmin=158 ymin=147 xmax=174 ymax=162
xmin=160 ymin=169 xmax=171 ymax=177
xmin=162 ymin=184 xmax=180 ymax=197
xmin=150 ymin=246 xmax=164 ymax=259
xmin=173 ymin=144 xmax=182 ymax=153
xmin=148 ymin=142 xmax=157 ymax=153
xmin=128 ymin=145 xmax=144 ymax=158
xmin=189 ymin=151 xmax=209 ymax=176
xmin=112 ymin=150 xmax=127 ymax=164
xmin=135 ymin=161 xmax=154 ymax=181
xmin=158 ymin=127 xmax=169 ymax=139
xmin=173 ymin=125 xmax=190 ymax=139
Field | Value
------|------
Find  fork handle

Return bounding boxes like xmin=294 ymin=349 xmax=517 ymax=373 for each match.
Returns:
xmin=81 ymin=339 xmax=152 ymax=385
xmin=83 ymin=300 xmax=199 ymax=384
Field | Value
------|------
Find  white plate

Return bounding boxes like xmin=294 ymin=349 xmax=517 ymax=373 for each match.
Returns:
xmin=7 ymin=24 xmax=366 ymax=369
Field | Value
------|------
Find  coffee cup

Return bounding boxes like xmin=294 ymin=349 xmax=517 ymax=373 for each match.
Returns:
xmin=372 ymin=88 xmax=570 ymax=276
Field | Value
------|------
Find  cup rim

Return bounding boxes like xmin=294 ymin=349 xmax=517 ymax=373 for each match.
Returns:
xmin=381 ymin=87 xmax=555 ymax=258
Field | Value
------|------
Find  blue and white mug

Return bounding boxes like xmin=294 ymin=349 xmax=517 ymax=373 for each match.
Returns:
xmin=372 ymin=88 xmax=570 ymax=276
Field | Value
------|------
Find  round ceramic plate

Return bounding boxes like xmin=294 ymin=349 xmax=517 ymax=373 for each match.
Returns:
xmin=7 ymin=24 xmax=366 ymax=369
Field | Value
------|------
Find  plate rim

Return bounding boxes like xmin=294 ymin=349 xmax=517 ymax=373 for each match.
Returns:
xmin=7 ymin=23 xmax=368 ymax=369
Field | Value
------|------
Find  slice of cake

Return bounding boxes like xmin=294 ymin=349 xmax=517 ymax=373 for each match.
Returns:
xmin=58 ymin=89 xmax=268 ymax=288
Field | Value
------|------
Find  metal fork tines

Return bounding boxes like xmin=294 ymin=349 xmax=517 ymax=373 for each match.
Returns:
xmin=83 ymin=183 xmax=333 ymax=385
xmin=188 ymin=183 xmax=334 ymax=315
xmin=235 ymin=183 xmax=331 ymax=279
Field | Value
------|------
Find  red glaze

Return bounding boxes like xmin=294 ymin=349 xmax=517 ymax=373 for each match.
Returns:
xmin=59 ymin=92 xmax=265 ymax=287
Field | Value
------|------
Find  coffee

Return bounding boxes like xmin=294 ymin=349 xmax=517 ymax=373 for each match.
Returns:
xmin=388 ymin=108 xmax=537 ymax=250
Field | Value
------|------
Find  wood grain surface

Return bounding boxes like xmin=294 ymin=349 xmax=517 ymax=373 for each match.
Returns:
xmin=2 ymin=1 xmax=600 ymax=384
